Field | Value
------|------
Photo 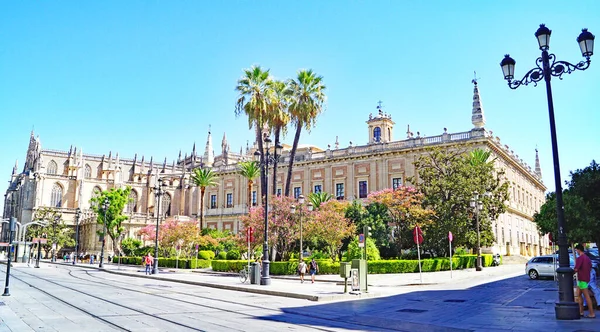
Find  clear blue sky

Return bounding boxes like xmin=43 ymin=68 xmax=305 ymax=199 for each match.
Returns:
xmin=1 ymin=1 xmax=599 ymax=213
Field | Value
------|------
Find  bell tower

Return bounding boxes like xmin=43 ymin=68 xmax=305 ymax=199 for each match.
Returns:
xmin=366 ymin=101 xmax=395 ymax=144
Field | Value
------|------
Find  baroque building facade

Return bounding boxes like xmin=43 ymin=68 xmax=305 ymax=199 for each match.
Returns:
xmin=2 ymin=81 xmax=550 ymax=257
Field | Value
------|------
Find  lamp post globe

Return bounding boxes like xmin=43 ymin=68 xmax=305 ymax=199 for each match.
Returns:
xmin=500 ymin=24 xmax=594 ymax=320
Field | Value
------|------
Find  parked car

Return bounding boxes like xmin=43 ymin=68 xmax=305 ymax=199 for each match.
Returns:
xmin=553 ymin=248 xmax=600 ymax=265
xmin=526 ymin=255 xmax=574 ymax=280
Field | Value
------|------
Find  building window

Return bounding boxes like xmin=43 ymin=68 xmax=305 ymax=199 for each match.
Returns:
xmin=50 ymin=183 xmax=63 ymax=207
xmin=226 ymin=193 xmax=233 ymax=208
xmin=276 ymin=188 xmax=282 ymax=197
xmin=293 ymin=187 xmax=301 ymax=199
xmin=47 ymin=160 xmax=58 ymax=175
xmin=127 ymin=190 xmax=138 ymax=213
xmin=336 ymin=183 xmax=344 ymax=200
xmin=84 ymin=164 xmax=92 ymax=178
xmin=314 ymin=185 xmax=322 ymax=193
xmin=252 ymin=191 xmax=257 ymax=206
xmin=373 ymin=127 xmax=381 ymax=142
xmin=359 ymin=181 xmax=368 ymax=198
xmin=392 ymin=177 xmax=402 ymax=190
xmin=161 ymin=193 xmax=171 ymax=217
xmin=210 ymin=195 xmax=217 ymax=209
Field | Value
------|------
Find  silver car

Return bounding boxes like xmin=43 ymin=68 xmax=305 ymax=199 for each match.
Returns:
xmin=525 ymin=255 xmax=574 ymax=280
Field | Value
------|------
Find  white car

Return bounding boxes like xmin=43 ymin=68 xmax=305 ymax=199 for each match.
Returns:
xmin=525 ymin=255 xmax=574 ymax=280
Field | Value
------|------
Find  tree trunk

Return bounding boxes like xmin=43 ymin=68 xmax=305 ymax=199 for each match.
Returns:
xmin=247 ymin=180 xmax=253 ymax=213
xmin=285 ymin=122 xmax=303 ymax=197
xmin=255 ymin=125 xmax=267 ymax=205
xmin=199 ymin=187 xmax=205 ymax=230
xmin=272 ymin=126 xmax=281 ymax=196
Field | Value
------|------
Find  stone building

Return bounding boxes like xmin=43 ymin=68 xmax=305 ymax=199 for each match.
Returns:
xmin=2 ymin=80 xmax=550 ymax=257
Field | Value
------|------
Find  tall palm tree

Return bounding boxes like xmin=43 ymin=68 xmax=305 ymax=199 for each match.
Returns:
xmin=238 ymin=161 xmax=261 ymax=211
xmin=235 ymin=66 xmax=273 ymax=197
xmin=267 ymin=80 xmax=291 ymax=195
xmin=285 ymin=69 xmax=326 ymax=196
xmin=190 ymin=168 xmax=219 ymax=230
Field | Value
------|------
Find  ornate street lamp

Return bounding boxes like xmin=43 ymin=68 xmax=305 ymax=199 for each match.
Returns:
xmin=470 ymin=192 xmax=485 ymax=272
xmin=500 ymin=24 xmax=594 ymax=320
xmin=73 ymin=208 xmax=81 ymax=265
xmin=3 ymin=178 xmax=22 ymax=296
xmin=99 ymin=198 xmax=110 ymax=268
xmin=253 ymin=136 xmax=283 ymax=286
xmin=290 ymin=195 xmax=313 ymax=261
xmin=152 ymin=178 xmax=168 ymax=275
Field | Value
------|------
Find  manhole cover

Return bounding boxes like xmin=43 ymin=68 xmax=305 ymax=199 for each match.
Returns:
xmin=444 ymin=299 xmax=466 ymax=303
xmin=397 ymin=308 xmax=427 ymax=313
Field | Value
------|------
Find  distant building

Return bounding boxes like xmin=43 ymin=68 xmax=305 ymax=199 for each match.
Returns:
xmin=2 ymin=80 xmax=549 ymax=257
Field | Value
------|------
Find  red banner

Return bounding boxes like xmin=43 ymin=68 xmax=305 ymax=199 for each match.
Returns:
xmin=413 ymin=225 xmax=424 ymax=245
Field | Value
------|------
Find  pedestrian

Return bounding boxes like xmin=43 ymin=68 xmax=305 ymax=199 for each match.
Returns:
xmin=309 ymin=258 xmax=319 ymax=284
xmin=90 ymin=254 xmax=95 ymax=265
xmin=298 ymin=259 xmax=307 ymax=283
xmin=145 ymin=253 xmax=154 ymax=275
xmin=575 ymin=244 xmax=596 ymax=318
xmin=108 ymin=254 xmax=112 ymax=264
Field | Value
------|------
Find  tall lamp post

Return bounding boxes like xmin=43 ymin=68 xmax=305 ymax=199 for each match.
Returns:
xmin=98 ymin=198 xmax=110 ymax=268
xmin=470 ymin=192 xmax=484 ymax=272
xmin=73 ymin=208 xmax=81 ymax=265
xmin=500 ymin=24 xmax=594 ymax=320
xmin=153 ymin=178 xmax=167 ymax=275
xmin=290 ymin=194 xmax=313 ymax=260
xmin=253 ymin=136 xmax=283 ymax=286
xmin=3 ymin=178 xmax=22 ymax=297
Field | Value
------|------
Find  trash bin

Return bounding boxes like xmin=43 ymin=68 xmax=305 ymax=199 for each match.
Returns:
xmin=250 ymin=262 xmax=261 ymax=284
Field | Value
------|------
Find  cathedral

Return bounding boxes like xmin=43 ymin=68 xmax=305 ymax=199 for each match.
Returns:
xmin=2 ymin=80 xmax=550 ymax=259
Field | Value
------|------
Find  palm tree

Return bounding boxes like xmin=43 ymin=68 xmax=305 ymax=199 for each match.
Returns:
xmin=190 ymin=168 xmax=219 ymax=230
xmin=238 ymin=161 xmax=261 ymax=211
xmin=308 ymin=192 xmax=333 ymax=209
xmin=285 ymin=69 xmax=326 ymax=196
xmin=469 ymin=148 xmax=494 ymax=166
xmin=267 ymin=80 xmax=291 ymax=195
xmin=235 ymin=66 xmax=273 ymax=196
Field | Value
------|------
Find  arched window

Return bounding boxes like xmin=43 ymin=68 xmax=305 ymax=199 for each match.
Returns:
xmin=161 ymin=193 xmax=171 ymax=217
xmin=51 ymin=183 xmax=63 ymax=207
xmin=127 ymin=190 xmax=138 ymax=213
xmin=91 ymin=186 xmax=102 ymax=208
xmin=84 ymin=164 xmax=92 ymax=178
xmin=373 ymin=127 xmax=381 ymax=142
xmin=47 ymin=160 xmax=58 ymax=175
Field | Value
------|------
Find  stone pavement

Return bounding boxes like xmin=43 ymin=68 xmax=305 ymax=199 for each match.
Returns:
xmin=1 ymin=260 xmax=599 ymax=331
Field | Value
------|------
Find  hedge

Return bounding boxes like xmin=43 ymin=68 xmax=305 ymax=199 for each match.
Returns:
xmin=211 ymin=254 xmax=497 ymax=275
xmin=198 ymin=250 xmax=215 ymax=260
xmin=112 ymin=256 xmax=211 ymax=269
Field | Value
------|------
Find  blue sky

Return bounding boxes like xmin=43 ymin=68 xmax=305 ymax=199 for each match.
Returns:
xmin=1 ymin=1 xmax=599 ymax=212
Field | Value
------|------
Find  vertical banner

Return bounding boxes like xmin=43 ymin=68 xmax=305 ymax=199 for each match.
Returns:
xmin=449 ymin=231 xmax=453 ymax=278
xmin=413 ymin=225 xmax=424 ymax=283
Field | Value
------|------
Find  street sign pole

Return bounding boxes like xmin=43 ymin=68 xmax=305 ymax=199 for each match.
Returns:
xmin=449 ymin=231 xmax=453 ymax=279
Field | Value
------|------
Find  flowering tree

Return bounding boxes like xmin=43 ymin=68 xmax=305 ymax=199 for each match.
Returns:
xmin=366 ymin=186 xmax=434 ymax=253
xmin=304 ymin=200 xmax=355 ymax=261
xmin=137 ymin=218 xmax=218 ymax=257
xmin=239 ymin=195 xmax=303 ymax=261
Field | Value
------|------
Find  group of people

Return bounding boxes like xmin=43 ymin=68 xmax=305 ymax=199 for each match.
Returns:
xmin=575 ymin=244 xmax=598 ymax=319
xmin=297 ymin=258 xmax=319 ymax=284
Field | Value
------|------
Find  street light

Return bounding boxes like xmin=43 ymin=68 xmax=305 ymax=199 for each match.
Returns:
xmin=290 ymin=195 xmax=313 ymax=261
xmin=152 ymin=178 xmax=167 ymax=275
xmin=470 ymin=191 xmax=485 ymax=272
xmin=98 ymin=198 xmax=110 ymax=268
xmin=253 ymin=136 xmax=283 ymax=286
xmin=73 ymin=208 xmax=81 ymax=265
xmin=500 ymin=24 xmax=594 ymax=321
xmin=3 ymin=178 xmax=22 ymax=297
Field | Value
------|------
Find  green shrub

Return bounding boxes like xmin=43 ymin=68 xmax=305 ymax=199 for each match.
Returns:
xmin=226 ymin=250 xmax=241 ymax=260
xmin=190 ymin=258 xmax=212 ymax=269
xmin=198 ymin=250 xmax=215 ymax=260
xmin=309 ymin=250 xmax=331 ymax=260
xmin=217 ymin=251 xmax=227 ymax=260
xmin=212 ymin=260 xmax=247 ymax=272
xmin=345 ymin=237 xmax=380 ymax=261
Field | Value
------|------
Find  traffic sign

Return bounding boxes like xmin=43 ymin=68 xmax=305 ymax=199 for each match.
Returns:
xmin=358 ymin=234 xmax=365 ymax=248
xmin=413 ymin=225 xmax=424 ymax=245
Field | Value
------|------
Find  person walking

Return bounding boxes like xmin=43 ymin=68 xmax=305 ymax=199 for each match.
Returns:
xmin=89 ymin=254 xmax=95 ymax=265
xmin=309 ymin=258 xmax=319 ymax=284
xmin=575 ymin=244 xmax=596 ymax=318
xmin=144 ymin=254 xmax=154 ymax=275
xmin=298 ymin=259 xmax=307 ymax=283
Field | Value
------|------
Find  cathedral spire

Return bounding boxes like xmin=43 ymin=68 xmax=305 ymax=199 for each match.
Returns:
xmin=471 ymin=73 xmax=486 ymax=129
xmin=534 ymin=148 xmax=542 ymax=179
xmin=222 ymin=132 xmax=228 ymax=155
xmin=12 ymin=160 xmax=18 ymax=175
xmin=192 ymin=142 xmax=196 ymax=157
xmin=204 ymin=126 xmax=214 ymax=166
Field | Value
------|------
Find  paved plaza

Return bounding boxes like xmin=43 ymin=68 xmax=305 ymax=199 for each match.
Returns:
xmin=0 ymin=261 xmax=599 ymax=331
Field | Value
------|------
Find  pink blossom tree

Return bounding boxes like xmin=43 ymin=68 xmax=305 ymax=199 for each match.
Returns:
xmin=304 ymin=200 xmax=355 ymax=261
